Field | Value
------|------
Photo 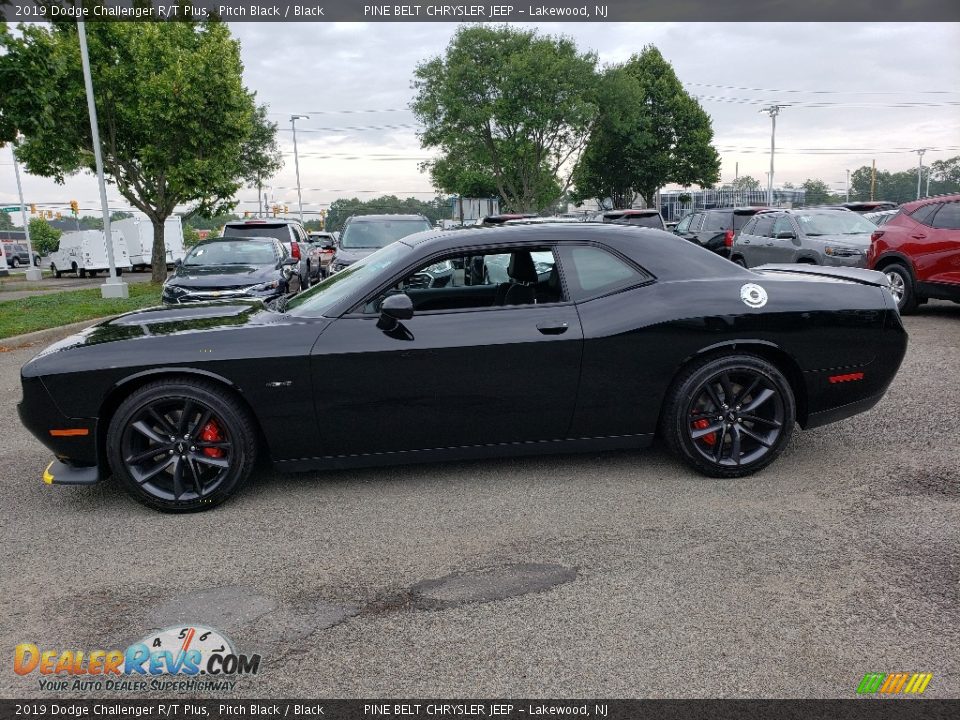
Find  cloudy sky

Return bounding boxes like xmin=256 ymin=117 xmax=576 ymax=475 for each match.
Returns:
xmin=2 ymin=21 xmax=959 ymax=221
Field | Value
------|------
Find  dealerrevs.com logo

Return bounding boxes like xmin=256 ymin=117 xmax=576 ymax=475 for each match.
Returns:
xmin=14 ymin=625 xmax=261 ymax=693
xmin=857 ymin=673 xmax=933 ymax=695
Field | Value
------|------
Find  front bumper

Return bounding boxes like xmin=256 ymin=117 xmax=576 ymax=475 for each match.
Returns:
xmin=43 ymin=460 xmax=101 ymax=486
xmin=19 ymin=376 xmax=102 ymax=476
xmin=163 ymin=287 xmax=281 ymax=304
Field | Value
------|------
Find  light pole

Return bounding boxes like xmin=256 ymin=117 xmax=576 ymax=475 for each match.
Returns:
xmin=915 ymin=148 xmax=926 ymax=200
xmin=760 ymin=105 xmax=787 ymax=207
xmin=78 ymin=20 xmax=127 ymax=298
xmin=290 ymin=115 xmax=309 ymax=223
xmin=10 ymin=140 xmax=43 ymax=281
xmin=846 ymin=169 xmax=850 ymax=203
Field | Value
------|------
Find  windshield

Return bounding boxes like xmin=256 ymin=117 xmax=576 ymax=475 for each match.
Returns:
xmin=184 ymin=240 xmax=276 ymax=266
xmin=795 ymin=212 xmax=877 ymax=236
xmin=286 ymin=242 xmax=412 ymax=316
xmin=223 ymin=224 xmax=292 ymax=243
xmin=340 ymin=219 xmax=431 ymax=248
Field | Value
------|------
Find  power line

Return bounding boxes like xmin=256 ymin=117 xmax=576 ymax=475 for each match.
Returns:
xmin=685 ymin=82 xmax=960 ymax=96
xmin=268 ymin=108 xmax=409 ymax=116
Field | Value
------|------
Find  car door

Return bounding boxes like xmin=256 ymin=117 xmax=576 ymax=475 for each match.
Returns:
xmin=766 ymin=214 xmax=801 ymax=263
xmin=310 ymin=246 xmax=584 ymax=458
xmin=921 ymin=201 xmax=960 ymax=286
xmin=676 ymin=212 xmax=704 ymax=243
xmin=745 ymin=216 xmax=776 ymax=265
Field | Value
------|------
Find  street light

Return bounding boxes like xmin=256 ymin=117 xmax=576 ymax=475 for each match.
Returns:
xmin=10 ymin=139 xmax=43 ymax=281
xmin=760 ymin=105 xmax=787 ymax=207
xmin=78 ymin=20 xmax=127 ymax=298
xmin=915 ymin=148 xmax=927 ymax=200
xmin=290 ymin=115 xmax=309 ymax=223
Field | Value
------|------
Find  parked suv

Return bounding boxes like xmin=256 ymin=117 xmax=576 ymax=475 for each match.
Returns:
xmin=674 ymin=207 xmax=769 ymax=257
xmin=601 ymin=209 xmax=666 ymax=230
xmin=867 ymin=193 xmax=960 ymax=314
xmin=222 ymin=219 xmax=313 ymax=288
xmin=731 ymin=208 xmax=876 ymax=269
xmin=308 ymin=231 xmax=338 ymax=278
xmin=330 ymin=214 xmax=432 ymax=273
xmin=1 ymin=242 xmax=41 ymax=268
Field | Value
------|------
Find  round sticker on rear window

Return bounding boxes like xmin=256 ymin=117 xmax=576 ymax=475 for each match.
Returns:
xmin=740 ymin=283 xmax=768 ymax=308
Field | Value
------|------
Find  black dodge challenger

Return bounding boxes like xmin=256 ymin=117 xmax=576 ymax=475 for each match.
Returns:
xmin=19 ymin=223 xmax=907 ymax=512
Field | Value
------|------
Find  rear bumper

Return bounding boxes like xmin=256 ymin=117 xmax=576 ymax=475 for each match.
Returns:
xmin=803 ymin=391 xmax=885 ymax=430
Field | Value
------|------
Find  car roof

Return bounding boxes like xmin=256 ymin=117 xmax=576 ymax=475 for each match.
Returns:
xmin=898 ymin=193 xmax=960 ymax=212
xmin=604 ymin=209 xmax=660 ymax=216
xmin=346 ymin=214 xmax=428 ymax=222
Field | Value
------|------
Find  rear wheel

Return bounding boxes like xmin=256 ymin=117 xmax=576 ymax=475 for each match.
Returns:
xmin=106 ymin=379 xmax=258 ymax=512
xmin=731 ymin=256 xmax=747 ymax=268
xmin=661 ymin=354 xmax=795 ymax=478
xmin=11 ymin=258 xmax=20 ymax=268
xmin=51 ymin=263 xmax=62 ymax=279
xmin=882 ymin=263 xmax=917 ymax=314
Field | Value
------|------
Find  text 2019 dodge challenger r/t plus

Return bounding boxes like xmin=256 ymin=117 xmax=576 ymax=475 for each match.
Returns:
xmin=19 ymin=224 xmax=907 ymax=512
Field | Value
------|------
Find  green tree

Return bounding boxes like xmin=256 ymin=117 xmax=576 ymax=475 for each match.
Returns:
xmin=731 ymin=175 xmax=761 ymax=192
xmin=241 ymin=104 xmax=283 ymax=215
xmin=27 ymin=217 xmax=61 ymax=256
xmin=0 ymin=212 xmax=14 ymax=231
xmin=571 ymin=47 xmax=720 ymax=209
xmin=412 ymin=25 xmax=598 ymax=213
xmin=324 ymin=195 xmax=450 ymax=233
xmin=850 ymin=166 xmax=921 ymax=203
xmin=1 ymin=21 xmax=276 ymax=283
xmin=929 ymin=156 xmax=960 ymax=195
xmin=801 ymin=178 xmax=832 ymax=206
xmin=182 ymin=223 xmax=200 ymax=247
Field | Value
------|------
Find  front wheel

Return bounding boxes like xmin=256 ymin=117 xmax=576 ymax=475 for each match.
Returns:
xmin=882 ymin=263 xmax=917 ymax=315
xmin=106 ymin=379 xmax=258 ymax=512
xmin=11 ymin=258 xmax=20 ymax=268
xmin=661 ymin=354 xmax=795 ymax=478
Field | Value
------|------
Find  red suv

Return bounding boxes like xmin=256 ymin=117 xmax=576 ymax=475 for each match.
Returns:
xmin=867 ymin=194 xmax=960 ymax=314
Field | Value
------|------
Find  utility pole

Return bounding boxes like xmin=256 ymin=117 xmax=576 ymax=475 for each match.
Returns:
xmin=78 ymin=20 xmax=127 ymax=298
xmin=760 ymin=105 xmax=787 ymax=207
xmin=926 ymin=166 xmax=931 ymax=197
xmin=290 ymin=115 xmax=309 ymax=223
xmin=10 ymin=141 xmax=43 ymax=281
xmin=870 ymin=160 xmax=876 ymax=201
xmin=846 ymin=169 xmax=850 ymax=203
xmin=915 ymin=149 xmax=926 ymax=200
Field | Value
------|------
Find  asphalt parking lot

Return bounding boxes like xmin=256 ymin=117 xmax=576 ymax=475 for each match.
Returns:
xmin=0 ymin=302 xmax=957 ymax=699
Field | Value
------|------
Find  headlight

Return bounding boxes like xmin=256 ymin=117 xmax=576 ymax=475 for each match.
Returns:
xmin=163 ymin=284 xmax=187 ymax=296
xmin=824 ymin=246 xmax=864 ymax=257
xmin=246 ymin=280 xmax=280 ymax=293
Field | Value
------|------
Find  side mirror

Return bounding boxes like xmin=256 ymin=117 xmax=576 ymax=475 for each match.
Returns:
xmin=174 ymin=258 xmax=182 ymax=268
xmin=776 ymin=231 xmax=797 ymax=240
xmin=377 ymin=293 xmax=414 ymax=331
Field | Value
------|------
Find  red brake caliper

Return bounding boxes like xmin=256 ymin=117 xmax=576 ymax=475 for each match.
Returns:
xmin=692 ymin=416 xmax=717 ymax=446
xmin=200 ymin=420 xmax=224 ymax=458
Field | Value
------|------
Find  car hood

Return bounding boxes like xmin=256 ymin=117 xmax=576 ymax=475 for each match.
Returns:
xmin=27 ymin=301 xmax=275 ymax=362
xmin=333 ymin=247 xmax=379 ymax=265
xmin=805 ymin=233 xmax=873 ymax=249
xmin=167 ymin=265 xmax=276 ymax=288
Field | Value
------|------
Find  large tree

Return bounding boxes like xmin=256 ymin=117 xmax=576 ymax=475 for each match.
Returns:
xmin=571 ymin=46 xmax=720 ymax=209
xmin=1 ymin=21 xmax=277 ymax=282
xmin=850 ymin=166 xmax=923 ymax=204
xmin=412 ymin=25 xmax=598 ymax=213
xmin=801 ymin=178 xmax=832 ymax=206
xmin=324 ymin=195 xmax=449 ymax=233
xmin=241 ymin=104 xmax=283 ymax=217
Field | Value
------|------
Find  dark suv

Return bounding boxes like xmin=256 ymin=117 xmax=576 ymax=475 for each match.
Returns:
xmin=730 ymin=208 xmax=876 ymax=269
xmin=2 ymin=242 xmax=41 ymax=268
xmin=330 ymin=214 xmax=433 ymax=273
xmin=673 ymin=207 xmax=769 ymax=257
xmin=601 ymin=209 xmax=666 ymax=230
xmin=222 ymin=219 xmax=313 ymax=288
xmin=867 ymin=193 xmax=960 ymax=313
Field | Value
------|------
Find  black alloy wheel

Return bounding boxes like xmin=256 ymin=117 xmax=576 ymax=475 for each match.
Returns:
xmin=662 ymin=354 xmax=795 ymax=478
xmin=107 ymin=380 xmax=257 ymax=512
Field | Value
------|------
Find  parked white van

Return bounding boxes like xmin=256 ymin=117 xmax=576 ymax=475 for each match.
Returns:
xmin=114 ymin=216 xmax=186 ymax=270
xmin=48 ymin=230 xmax=131 ymax=278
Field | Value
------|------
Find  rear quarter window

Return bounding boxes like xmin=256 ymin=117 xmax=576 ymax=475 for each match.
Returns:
xmin=701 ymin=213 xmax=732 ymax=232
xmin=560 ymin=245 xmax=651 ymax=302
xmin=910 ymin=203 xmax=941 ymax=226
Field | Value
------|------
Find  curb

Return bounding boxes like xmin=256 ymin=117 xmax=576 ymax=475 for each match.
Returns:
xmin=0 ymin=318 xmax=106 ymax=351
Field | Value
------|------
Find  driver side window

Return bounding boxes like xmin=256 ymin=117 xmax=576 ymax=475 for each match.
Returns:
xmin=365 ymin=248 xmax=563 ymax=314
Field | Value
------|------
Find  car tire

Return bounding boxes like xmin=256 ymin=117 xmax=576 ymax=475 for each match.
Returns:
xmin=106 ymin=379 xmax=258 ymax=513
xmin=660 ymin=354 xmax=795 ymax=479
xmin=79 ymin=267 xmax=87 ymax=278
xmin=116 ymin=267 xmax=123 ymax=276
xmin=51 ymin=263 xmax=62 ymax=279
xmin=34 ymin=256 xmax=41 ymax=267
xmin=11 ymin=258 xmax=20 ymax=268
xmin=882 ymin=263 xmax=918 ymax=315
xmin=731 ymin=256 xmax=747 ymax=268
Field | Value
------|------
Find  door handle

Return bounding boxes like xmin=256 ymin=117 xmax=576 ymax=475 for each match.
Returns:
xmin=911 ymin=233 xmax=927 ymax=239
xmin=537 ymin=321 xmax=569 ymax=335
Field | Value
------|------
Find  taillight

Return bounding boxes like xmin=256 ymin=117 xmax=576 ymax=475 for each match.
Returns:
xmin=724 ymin=229 xmax=735 ymax=247
xmin=291 ymin=243 xmax=301 ymax=260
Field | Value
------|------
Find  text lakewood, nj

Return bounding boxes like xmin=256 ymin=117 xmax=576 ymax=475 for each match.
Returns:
xmin=364 ymin=5 xmax=610 ymax=18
